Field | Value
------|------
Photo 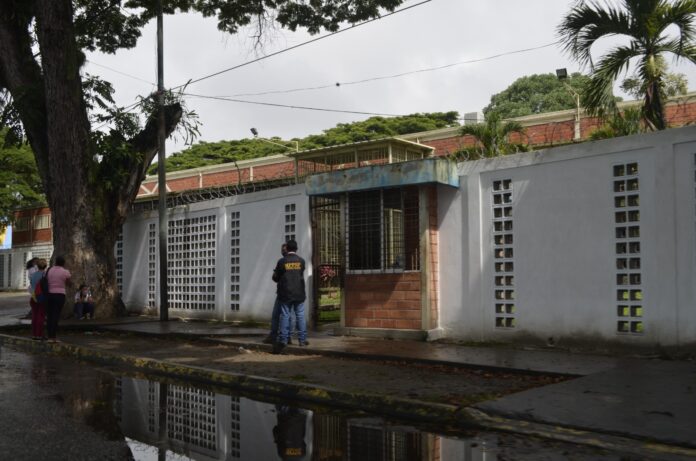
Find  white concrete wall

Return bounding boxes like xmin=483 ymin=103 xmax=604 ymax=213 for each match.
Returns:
xmin=122 ymin=184 xmax=313 ymax=323
xmin=439 ymin=126 xmax=696 ymax=346
xmin=0 ymin=245 xmax=53 ymax=291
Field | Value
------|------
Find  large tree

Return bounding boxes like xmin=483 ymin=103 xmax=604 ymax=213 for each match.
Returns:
xmin=558 ymin=0 xmax=696 ymax=131
xmin=0 ymin=0 xmax=405 ymax=317
xmin=483 ymin=73 xmax=591 ymax=118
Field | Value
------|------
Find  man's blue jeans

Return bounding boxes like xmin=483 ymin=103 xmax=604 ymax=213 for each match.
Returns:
xmin=278 ymin=301 xmax=306 ymax=344
xmin=270 ymin=297 xmax=296 ymax=340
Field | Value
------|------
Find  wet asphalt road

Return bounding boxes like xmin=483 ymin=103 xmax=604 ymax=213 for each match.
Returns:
xmin=0 ymin=293 xmax=132 ymax=459
xmin=0 ymin=346 xmax=133 ymax=460
xmin=0 ymin=292 xmax=29 ymax=327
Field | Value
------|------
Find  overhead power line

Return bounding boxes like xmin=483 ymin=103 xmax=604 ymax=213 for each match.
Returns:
xmin=222 ymin=42 xmax=559 ymax=98
xmin=182 ymin=92 xmax=404 ymax=117
xmin=172 ymin=0 xmax=433 ymax=90
xmin=86 ymin=59 xmax=155 ymax=85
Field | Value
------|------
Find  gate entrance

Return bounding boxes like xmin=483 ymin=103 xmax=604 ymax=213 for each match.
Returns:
xmin=310 ymin=196 xmax=343 ymax=327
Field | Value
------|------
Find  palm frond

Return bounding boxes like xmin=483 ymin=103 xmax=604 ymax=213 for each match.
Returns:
xmin=558 ymin=0 xmax=632 ymax=67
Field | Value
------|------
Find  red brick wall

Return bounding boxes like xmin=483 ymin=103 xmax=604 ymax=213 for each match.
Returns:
xmin=344 ymin=272 xmax=422 ymax=329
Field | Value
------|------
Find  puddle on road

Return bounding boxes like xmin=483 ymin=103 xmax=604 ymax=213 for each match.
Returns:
xmin=114 ymin=374 xmax=492 ymax=461
xmin=0 ymin=346 xmax=627 ymax=461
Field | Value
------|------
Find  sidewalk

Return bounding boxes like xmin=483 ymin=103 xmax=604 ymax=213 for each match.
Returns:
xmin=84 ymin=317 xmax=696 ymax=450
xmin=2 ymin=313 xmax=695 ymax=457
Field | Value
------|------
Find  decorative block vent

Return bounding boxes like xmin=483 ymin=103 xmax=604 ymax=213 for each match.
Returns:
xmin=148 ymin=223 xmax=156 ymax=309
xmin=284 ymin=203 xmax=296 ymax=242
xmin=230 ymin=397 xmax=241 ymax=458
xmin=613 ymin=163 xmax=643 ymax=334
xmin=115 ymin=231 xmax=123 ymax=294
xmin=167 ymin=385 xmax=217 ymax=453
xmin=0 ymin=254 xmax=5 ymax=287
xmin=167 ymin=215 xmax=217 ymax=311
xmin=230 ymin=211 xmax=240 ymax=311
xmin=147 ymin=381 xmax=157 ymax=434
xmin=492 ymin=179 xmax=515 ymax=328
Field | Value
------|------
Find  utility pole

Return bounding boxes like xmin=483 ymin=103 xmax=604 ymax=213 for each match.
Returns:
xmin=157 ymin=0 xmax=168 ymax=321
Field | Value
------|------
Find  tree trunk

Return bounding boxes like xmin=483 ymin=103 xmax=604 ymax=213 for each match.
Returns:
xmin=34 ymin=1 xmax=112 ymax=317
xmin=2 ymin=2 xmax=183 ymax=318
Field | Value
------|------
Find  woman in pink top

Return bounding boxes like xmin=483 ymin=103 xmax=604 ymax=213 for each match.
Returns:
xmin=45 ymin=255 xmax=72 ymax=342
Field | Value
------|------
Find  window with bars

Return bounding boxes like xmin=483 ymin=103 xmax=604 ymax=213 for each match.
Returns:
xmin=613 ymin=162 xmax=643 ymax=334
xmin=346 ymin=187 xmax=419 ymax=272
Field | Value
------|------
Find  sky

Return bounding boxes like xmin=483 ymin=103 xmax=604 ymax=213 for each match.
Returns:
xmin=84 ymin=0 xmax=696 ymax=156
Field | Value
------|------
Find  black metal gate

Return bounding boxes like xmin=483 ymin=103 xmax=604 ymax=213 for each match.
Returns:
xmin=310 ymin=196 xmax=343 ymax=327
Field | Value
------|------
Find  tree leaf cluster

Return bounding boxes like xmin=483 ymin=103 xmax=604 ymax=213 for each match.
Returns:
xmin=154 ymin=111 xmax=460 ymax=173
xmin=484 ymin=73 xmax=591 ymax=119
xmin=0 ymin=129 xmax=44 ymax=226
xmin=558 ymin=0 xmax=696 ymax=130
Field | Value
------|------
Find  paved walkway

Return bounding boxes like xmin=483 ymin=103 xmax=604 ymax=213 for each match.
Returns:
xmin=73 ymin=317 xmax=695 ymax=449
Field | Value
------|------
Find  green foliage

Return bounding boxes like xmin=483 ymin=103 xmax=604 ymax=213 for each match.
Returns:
xmin=589 ymin=108 xmax=644 ymax=140
xmin=156 ymin=112 xmax=460 ymax=173
xmin=558 ymin=0 xmax=696 ymax=131
xmin=484 ymin=73 xmax=591 ymax=118
xmin=149 ymin=138 xmax=291 ymax=174
xmin=621 ymin=67 xmax=689 ymax=99
xmin=0 ymin=129 xmax=44 ymax=225
xmin=457 ymin=112 xmax=526 ymax=158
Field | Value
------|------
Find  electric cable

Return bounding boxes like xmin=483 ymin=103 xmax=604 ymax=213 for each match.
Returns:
xmin=216 ymin=41 xmax=559 ymax=98
xmin=171 ymin=0 xmax=433 ymax=90
xmin=182 ymin=92 xmax=404 ymax=117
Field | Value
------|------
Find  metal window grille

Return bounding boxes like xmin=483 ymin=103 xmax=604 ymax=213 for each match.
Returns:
xmin=614 ymin=163 xmax=643 ymax=334
xmin=230 ymin=211 xmax=241 ymax=311
xmin=492 ymin=179 xmax=515 ymax=329
xmin=347 ymin=187 xmax=419 ymax=272
xmin=313 ymin=196 xmax=342 ymax=265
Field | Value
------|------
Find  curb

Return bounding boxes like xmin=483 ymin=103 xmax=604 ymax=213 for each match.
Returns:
xmin=88 ymin=325 xmax=577 ymax=378
xmin=2 ymin=332 xmax=695 ymax=460
xmin=0 ymin=333 xmax=473 ymax=427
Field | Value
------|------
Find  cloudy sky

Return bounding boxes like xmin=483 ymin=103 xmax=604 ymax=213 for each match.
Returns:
xmin=85 ymin=0 xmax=696 ymax=155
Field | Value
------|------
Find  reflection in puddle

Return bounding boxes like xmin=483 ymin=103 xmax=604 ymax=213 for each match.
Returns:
xmin=113 ymin=377 xmax=491 ymax=461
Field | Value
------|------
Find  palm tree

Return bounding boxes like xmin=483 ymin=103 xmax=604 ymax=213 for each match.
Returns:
xmin=558 ymin=0 xmax=696 ymax=130
xmin=459 ymin=112 xmax=525 ymax=158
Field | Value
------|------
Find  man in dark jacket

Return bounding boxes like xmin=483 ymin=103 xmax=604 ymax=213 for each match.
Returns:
xmin=272 ymin=239 xmax=307 ymax=354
